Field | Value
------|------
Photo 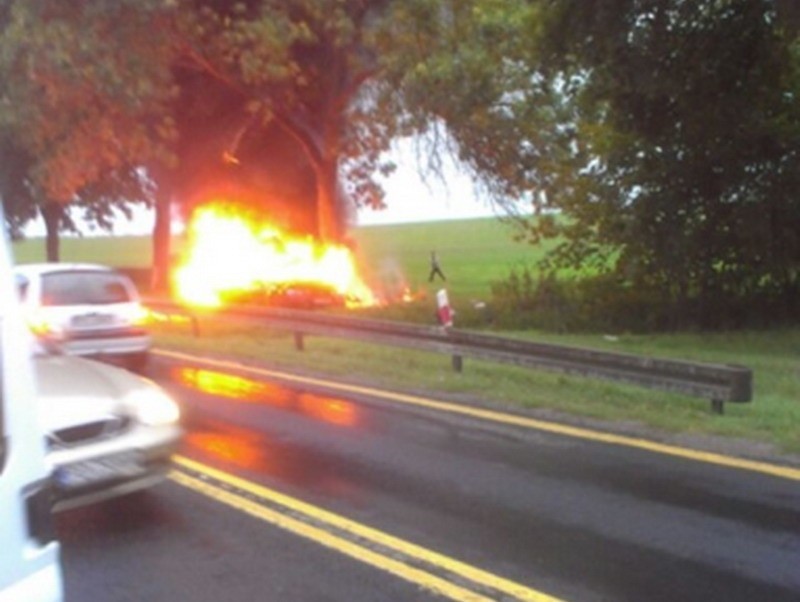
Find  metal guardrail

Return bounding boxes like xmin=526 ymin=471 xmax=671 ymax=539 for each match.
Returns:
xmin=144 ymin=299 xmax=753 ymax=414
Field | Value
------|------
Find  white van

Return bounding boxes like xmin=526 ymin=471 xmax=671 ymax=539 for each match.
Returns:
xmin=0 ymin=207 xmax=63 ymax=601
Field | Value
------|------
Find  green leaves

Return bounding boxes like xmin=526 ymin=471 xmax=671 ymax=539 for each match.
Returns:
xmin=525 ymin=0 xmax=800 ymax=327
xmin=0 ymin=0 xmax=176 ymax=206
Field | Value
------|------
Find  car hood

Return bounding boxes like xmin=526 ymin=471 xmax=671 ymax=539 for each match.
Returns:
xmin=34 ymin=355 xmax=143 ymax=431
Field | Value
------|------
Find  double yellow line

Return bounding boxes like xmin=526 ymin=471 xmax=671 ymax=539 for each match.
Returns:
xmin=159 ymin=348 xmax=799 ymax=600
xmin=170 ymin=455 xmax=562 ymax=602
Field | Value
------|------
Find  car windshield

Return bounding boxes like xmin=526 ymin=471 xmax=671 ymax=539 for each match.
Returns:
xmin=41 ymin=271 xmax=133 ymax=306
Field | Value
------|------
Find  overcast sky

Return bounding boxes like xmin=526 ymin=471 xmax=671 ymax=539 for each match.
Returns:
xmin=359 ymin=143 xmax=496 ymax=226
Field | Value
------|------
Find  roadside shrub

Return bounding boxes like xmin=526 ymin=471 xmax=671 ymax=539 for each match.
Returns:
xmin=574 ymin=276 xmax=670 ymax=332
xmin=490 ymin=268 xmax=576 ymax=331
xmin=489 ymin=268 xmax=800 ymax=333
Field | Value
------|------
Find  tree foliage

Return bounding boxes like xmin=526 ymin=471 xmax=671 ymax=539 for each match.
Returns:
xmin=0 ymin=0 xmax=177 ymax=194
xmin=0 ymin=0 xmax=176 ymax=258
xmin=0 ymin=0 xmax=541 ymax=243
xmin=515 ymin=0 xmax=800 ymax=327
xmin=168 ymin=0 xmax=394 ymax=239
xmin=1 ymin=0 xmax=794 ymax=328
xmin=376 ymin=1 xmax=554 ymax=201
xmin=0 ymin=0 xmax=406 ymax=244
xmin=0 ymin=132 xmax=38 ymax=240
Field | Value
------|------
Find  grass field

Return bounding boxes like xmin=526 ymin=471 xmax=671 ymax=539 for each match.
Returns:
xmin=14 ymin=219 xmax=800 ymax=457
xmin=13 ymin=234 xmax=154 ymax=267
xmin=13 ymin=216 xmax=548 ymax=299
xmin=352 ymin=217 xmax=551 ymax=298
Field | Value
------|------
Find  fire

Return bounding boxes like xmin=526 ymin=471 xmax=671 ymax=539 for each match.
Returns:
xmin=172 ymin=202 xmax=377 ymax=308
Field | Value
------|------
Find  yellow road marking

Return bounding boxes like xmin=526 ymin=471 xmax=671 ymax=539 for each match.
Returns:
xmin=157 ymin=349 xmax=800 ymax=482
xmin=173 ymin=456 xmax=562 ymax=602
xmin=169 ymin=471 xmax=493 ymax=602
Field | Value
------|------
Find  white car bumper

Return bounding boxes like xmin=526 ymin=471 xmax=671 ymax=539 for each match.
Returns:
xmin=49 ymin=423 xmax=182 ymax=511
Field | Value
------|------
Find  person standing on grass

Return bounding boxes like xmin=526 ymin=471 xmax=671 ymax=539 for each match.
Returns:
xmin=428 ymin=251 xmax=446 ymax=282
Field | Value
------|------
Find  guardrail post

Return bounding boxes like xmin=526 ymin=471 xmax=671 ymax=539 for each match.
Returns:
xmin=294 ymin=331 xmax=305 ymax=352
xmin=452 ymin=354 xmax=463 ymax=373
xmin=711 ymin=399 xmax=724 ymax=415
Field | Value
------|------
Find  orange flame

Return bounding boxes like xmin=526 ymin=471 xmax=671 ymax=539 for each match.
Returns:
xmin=172 ymin=202 xmax=377 ymax=309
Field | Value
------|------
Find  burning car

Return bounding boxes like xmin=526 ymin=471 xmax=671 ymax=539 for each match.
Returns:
xmin=219 ymin=280 xmax=347 ymax=309
xmin=172 ymin=203 xmax=376 ymax=309
xmin=267 ymin=281 xmax=347 ymax=309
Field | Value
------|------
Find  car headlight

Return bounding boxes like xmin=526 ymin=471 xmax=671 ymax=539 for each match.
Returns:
xmin=127 ymin=387 xmax=181 ymax=426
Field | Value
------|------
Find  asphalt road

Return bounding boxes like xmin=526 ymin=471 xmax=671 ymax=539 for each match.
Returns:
xmin=56 ymin=351 xmax=800 ymax=601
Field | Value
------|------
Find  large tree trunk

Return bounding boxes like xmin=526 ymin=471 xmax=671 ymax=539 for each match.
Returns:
xmin=40 ymin=202 xmax=62 ymax=262
xmin=274 ymin=112 xmax=346 ymax=243
xmin=315 ymin=156 xmax=344 ymax=242
xmin=151 ymin=187 xmax=172 ymax=294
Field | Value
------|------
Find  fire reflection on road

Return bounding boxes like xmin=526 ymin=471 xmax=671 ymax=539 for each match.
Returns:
xmin=174 ymin=366 xmax=366 ymax=499
xmin=184 ymin=423 xmax=361 ymax=502
xmin=185 ymin=428 xmax=270 ymax=472
xmin=174 ymin=366 xmax=361 ymax=429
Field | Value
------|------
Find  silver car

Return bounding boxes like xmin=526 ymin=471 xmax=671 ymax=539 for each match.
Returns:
xmin=36 ymin=353 xmax=182 ymax=511
xmin=15 ymin=263 xmax=151 ymax=371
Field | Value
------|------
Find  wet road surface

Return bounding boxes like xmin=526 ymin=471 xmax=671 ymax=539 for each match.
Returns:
xmin=57 ymin=352 xmax=800 ymax=601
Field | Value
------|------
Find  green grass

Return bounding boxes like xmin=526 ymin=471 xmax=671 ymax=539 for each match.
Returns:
xmin=351 ymin=217 xmax=551 ymax=299
xmin=350 ymin=217 xmax=561 ymax=324
xmin=13 ymin=235 xmax=154 ymax=267
xmin=15 ymin=220 xmax=800 ymax=456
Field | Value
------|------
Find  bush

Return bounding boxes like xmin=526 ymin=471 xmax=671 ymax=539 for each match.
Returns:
xmin=489 ymin=267 xmax=800 ymax=333
xmin=490 ymin=269 xmax=576 ymax=331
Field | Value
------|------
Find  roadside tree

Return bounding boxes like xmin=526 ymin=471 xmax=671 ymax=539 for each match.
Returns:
xmin=0 ymin=0 xmax=548 ymax=285
xmin=0 ymin=0 xmax=176 ymax=261
xmin=510 ymin=0 xmax=800 ymax=328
